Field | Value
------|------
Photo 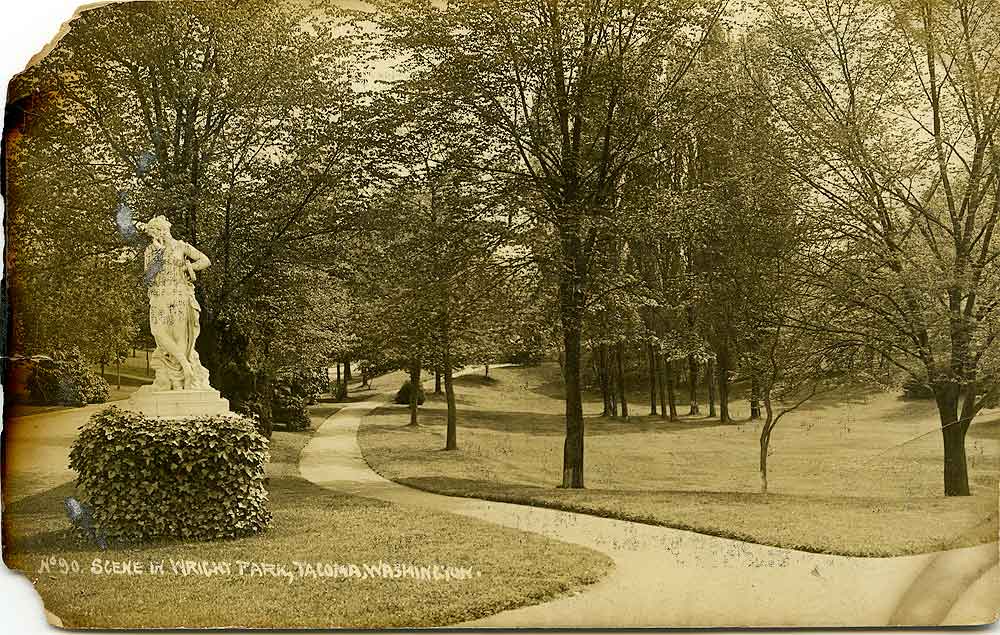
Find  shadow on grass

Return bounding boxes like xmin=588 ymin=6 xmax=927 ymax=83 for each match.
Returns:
xmin=391 ymin=476 xmax=998 ymax=557
xmin=452 ymin=374 xmax=500 ymax=387
xmin=365 ymin=407 xmax=730 ymax=436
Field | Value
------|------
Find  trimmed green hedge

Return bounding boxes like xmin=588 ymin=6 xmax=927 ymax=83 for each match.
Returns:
xmin=68 ymin=407 xmax=271 ymax=542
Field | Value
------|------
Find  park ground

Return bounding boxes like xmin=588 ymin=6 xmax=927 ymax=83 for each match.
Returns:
xmin=1 ymin=389 xmax=610 ymax=628
xmin=359 ymin=364 xmax=1000 ymax=557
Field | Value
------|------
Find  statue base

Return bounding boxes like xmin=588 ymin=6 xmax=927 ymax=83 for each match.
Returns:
xmin=124 ymin=385 xmax=232 ymax=418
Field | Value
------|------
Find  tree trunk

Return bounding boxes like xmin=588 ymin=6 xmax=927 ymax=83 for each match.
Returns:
xmin=100 ymin=361 xmax=105 ymax=378
xmin=717 ymin=347 xmax=732 ymax=423
xmin=145 ymin=349 xmax=150 ymax=376
xmin=750 ymin=375 xmax=762 ymax=420
xmin=707 ymin=358 xmax=717 ymax=417
xmin=444 ymin=344 xmax=457 ymax=450
xmin=344 ymin=359 xmax=351 ymax=381
xmin=647 ymin=343 xmax=658 ymax=416
xmin=435 ymin=368 xmax=442 ymax=394
xmin=608 ymin=344 xmax=619 ymax=416
xmin=408 ymin=360 xmax=421 ymax=427
xmin=665 ymin=358 xmax=678 ymax=421
xmin=599 ymin=343 xmax=611 ymax=417
xmin=687 ymin=355 xmax=700 ymax=415
xmin=760 ymin=390 xmax=774 ymax=494
xmin=656 ymin=353 xmax=667 ymax=420
xmin=561 ymin=324 xmax=585 ymax=488
xmin=616 ymin=341 xmax=629 ymax=420
xmin=936 ymin=389 xmax=970 ymax=496
xmin=485 ymin=364 xmax=489 ymax=378
xmin=116 ymin=359 xmax=121 ymax=390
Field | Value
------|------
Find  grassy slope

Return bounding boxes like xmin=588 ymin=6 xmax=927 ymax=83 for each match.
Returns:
xmin=2 ymin=407 xmax=611 ymax=628
xmin=359 ymin=364 xmax=999 ymax=557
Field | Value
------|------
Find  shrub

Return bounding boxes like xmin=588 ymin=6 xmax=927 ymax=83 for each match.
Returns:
xmin=271 ymin=368 xmax=324 ymax=431
xmin=297 ymin=368 xmax=328 ymax=405
xmin=236 ymin=391 xmax=273 ymax=438
xmin=26 ymin=351 xmax=110 ymax=406
xmin=272 ymin=382 xmax=310 ymax=431
xmin=68 ymin=406 xmax=271 ymax=542
xmin=394 ymin=380 xmax=425 ymax=406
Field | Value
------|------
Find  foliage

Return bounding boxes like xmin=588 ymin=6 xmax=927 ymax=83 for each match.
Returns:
xmin=25 ymin=350 xmax=110 ymax=406
xmin=68 ymin=407 xmax=271 ymax=541
xmin=754 ymin=0 xmax=1000 ymax=495
xmin=271 ymin=368 xmax=327 ymax=431
xmin=369 ymin=0 xmax=730 ymax=486
xmin=6 ymin=0 xmax=365 ymax=426
xmin=394 ymin=380 xmax=426 ymax=406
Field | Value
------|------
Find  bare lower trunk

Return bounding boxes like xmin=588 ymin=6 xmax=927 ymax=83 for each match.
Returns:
xmin=760 ymin=391 xmax=774 ymax=494
xmin=717 ymin=347 xmax=732 ymax=424
xmin=936 ymin=389 xmax=971 ymax=496
xmin=599 ymin=343 xmax=611 ymax=417
xmin=687 ymin=355 xmax=700 ymax=415
xmin=444 ymin=345 xmax=457 ymax=450
xmin=648 ymin=343 xmax=658 ymax=416
xmin=616 ymin=341 xmax=629 ymax=420
xmin=707 ymin=358 xmax=717 ymax=417
xmin=408 ymin=360 xmax=421 ymax=427
xmin=116 ymin=360 xmax=121 ymax=390
xmin=562 ymin=325 xmax=585 ymax=488
xmin=435 ymin=368 xmax=442 ymax=394
xmin=750 ymin=375 xmax=761 ymax=420
xmin=656 ymin=353 xmax=667 ymax=420
xmin=665 ymin=358 xmax=678 ymax=421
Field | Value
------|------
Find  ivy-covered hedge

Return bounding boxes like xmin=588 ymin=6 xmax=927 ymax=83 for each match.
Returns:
xmin=25 ymin=351 xmax=110 ymax=406
xmin=68 ymin=407 xmax=271 ymax=542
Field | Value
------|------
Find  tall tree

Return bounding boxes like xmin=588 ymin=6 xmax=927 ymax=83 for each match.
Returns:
xmin=374 ymin=0 xmax=727 ymax=487
xmin=756 ymin=0 xmax=1000 ymax=495
xmin=6 ymin=0 xmax=365 ymax=422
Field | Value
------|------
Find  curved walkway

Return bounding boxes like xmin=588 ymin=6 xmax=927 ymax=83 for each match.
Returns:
xmin=299 ymin=396 xmax=998 ymax=627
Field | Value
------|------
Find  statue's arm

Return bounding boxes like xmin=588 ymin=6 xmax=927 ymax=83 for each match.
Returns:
xmin=183 ymin=242 xmax=211 ymax=272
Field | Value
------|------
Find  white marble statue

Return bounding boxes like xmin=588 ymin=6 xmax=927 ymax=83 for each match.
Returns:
xmin=139 ymin=215 xmax=213 ymax=391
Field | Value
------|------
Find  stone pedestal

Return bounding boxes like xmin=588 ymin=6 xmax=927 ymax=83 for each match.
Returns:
xmin=124 ymin=385 xmax=232 ymax=418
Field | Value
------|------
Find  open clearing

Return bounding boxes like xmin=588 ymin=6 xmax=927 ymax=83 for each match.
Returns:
xmin=359 ymin=364 xmax=999 ymax=556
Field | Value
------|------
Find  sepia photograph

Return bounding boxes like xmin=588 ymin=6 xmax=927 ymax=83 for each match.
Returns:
xmin=0 ymin=0 xmax=998 ymax=629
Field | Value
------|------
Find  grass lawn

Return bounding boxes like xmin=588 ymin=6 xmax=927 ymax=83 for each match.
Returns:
xmin=359 ymin=364 xmax=1000 ymax=557
xmin=1 ymin=406 xmax=611 ymax=628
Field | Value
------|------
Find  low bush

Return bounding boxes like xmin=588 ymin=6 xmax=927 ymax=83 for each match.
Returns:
xmin=25 ymin=350 xmax=110 ymax=406
xmin=68 ymin=406 xmax=271 ymax=542
xmin=394 ymin=380 xmax=425 ymax=406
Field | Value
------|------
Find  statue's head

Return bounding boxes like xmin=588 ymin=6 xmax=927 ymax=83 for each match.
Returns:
xmin=140 ymin=215 xmax=173 ymax=242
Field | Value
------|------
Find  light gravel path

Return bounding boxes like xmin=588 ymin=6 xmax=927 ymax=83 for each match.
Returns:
xmin=2 ymin=402 xmax=117 ymax=504
xmin=299 ymin=393 xmax=998 ymax=627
